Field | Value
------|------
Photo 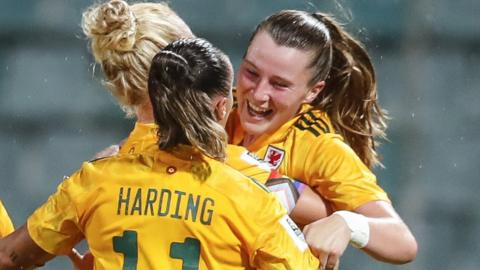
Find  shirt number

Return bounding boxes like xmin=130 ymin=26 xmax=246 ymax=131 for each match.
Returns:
xmin=113 ymin=230 xmax=201 ymax=270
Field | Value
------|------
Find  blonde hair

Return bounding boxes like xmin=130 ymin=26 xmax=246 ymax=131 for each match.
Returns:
xmin=82 ymin=0 xmax=194 ymax=116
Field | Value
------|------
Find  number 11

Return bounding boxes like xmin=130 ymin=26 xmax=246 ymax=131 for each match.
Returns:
xmin=113 ymin=230 xmax=201 ymax=270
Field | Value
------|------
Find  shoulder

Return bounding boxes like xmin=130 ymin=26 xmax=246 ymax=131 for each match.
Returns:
xmin=292 ymin=108 xmax=336 ymax=138
xmin=289 ymin=109 xmax=351 ymax=155
xmin=65 ymin=153 xmax=154 ymax=189
xmin=292 ymin=131 xmax=358 ymax=167
xmin=87 ymin=152 xmax=153 ymax=169
xmin=287 ymin=111 xmax=366 ymax=174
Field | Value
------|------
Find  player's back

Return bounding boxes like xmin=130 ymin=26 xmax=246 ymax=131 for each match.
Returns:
xmin=90 ymin=151 xmax=256 ymax=269
xmin=28 ymin=146 xmax=318 ymax=269
xmin=119 ymin=123 xmax=273 ymax=184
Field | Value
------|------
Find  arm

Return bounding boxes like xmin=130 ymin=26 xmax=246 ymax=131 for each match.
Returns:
xmin=264 ymin=171 xmax=331 ymax=227
xmin=289 ymin=183 xmax=332 ymax=227
xmin=297 ymin=136 xmax=417 ymax=268
xmin=303 ymin=201 xmax=417 ymax=270
xmin=355 ymin=201 xmax=417 ymax=263
xmin=0 ymin=225 xmax=55 ymax=270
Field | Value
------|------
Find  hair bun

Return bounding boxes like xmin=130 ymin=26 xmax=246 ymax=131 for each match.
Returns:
xmin=82 ymin=0 xmax=137 ymax=54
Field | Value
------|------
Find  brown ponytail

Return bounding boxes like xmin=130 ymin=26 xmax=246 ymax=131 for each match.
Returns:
xmin=312 ymin=13 xmax=388 ymax=168
xmin=148 ymin=38 xmax=233 ymax=161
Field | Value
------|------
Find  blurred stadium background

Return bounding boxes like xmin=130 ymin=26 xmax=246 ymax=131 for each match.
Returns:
xmin=1 ymin=0 xmax=479 ymax=269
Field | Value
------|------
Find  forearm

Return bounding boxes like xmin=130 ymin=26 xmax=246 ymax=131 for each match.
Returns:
xmin=0 ymin=225 xmax=55 ymax=269
xmin=355 ymin=202 xmax=417 ymax=264
xmin=289 ymin=185 xmax=331 ymax=227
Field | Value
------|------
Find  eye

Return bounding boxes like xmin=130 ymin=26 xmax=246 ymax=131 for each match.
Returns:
xmin=245 ymin=68 xmax=258 ymax=78
xmin=272 ymin=81 xmax=289 ymax=89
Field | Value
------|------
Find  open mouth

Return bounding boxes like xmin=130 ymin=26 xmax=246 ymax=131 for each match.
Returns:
xmin=247 ymin=101 xmax=273 ymax=118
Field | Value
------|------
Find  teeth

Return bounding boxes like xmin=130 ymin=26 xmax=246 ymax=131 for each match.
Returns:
xmin=248 ymin=101 xmax=268 ymax=113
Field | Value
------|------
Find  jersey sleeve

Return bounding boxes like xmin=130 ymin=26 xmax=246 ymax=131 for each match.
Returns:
xmin=298 ymin=134 xmax=390 ymax=211
xmin=0 ymin=200 xmax=14 ymax=237
xmin=27 ymin=169 xmax=87 ymax=255
xmin=249 ymin=192 xmax=319 ymax=269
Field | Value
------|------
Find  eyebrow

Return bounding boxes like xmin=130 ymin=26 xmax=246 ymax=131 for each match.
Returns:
xmin=242 ymin=59 xmax=256 ymax=69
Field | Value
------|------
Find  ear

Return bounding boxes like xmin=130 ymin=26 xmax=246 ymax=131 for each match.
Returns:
xmin=213 ymin=96 xmax=228 ymax=121
xmin=303 ymin=81 xmax=325 ymax=103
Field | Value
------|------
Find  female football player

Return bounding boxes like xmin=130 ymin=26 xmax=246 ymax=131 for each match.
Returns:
xmin=226 ymin=10 xmax=418 ymax=270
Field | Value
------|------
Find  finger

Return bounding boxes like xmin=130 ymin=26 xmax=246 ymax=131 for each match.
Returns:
xmin=334 ymin=259 xmax=340 ymax=270
xmin=324 ymin=254 xmax=339 ymax=270
xmin=318 ymin=253 xmax=329 ymax=270
xmin=309 ymin=245 xmax=325 ymax=260
xmin=302 ymin=224 xmax=311 ymax=235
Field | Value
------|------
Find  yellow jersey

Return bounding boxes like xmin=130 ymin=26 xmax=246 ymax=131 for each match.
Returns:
xmin=120 ymin=123 xmax=273 ymax=184
xmin=120 ymin=123 xmax=300 ymax=213
xmin=27 ymin=147 xmax=319 ymax=269
xmin=226 ymin=104 xmax=390 ymax=211
xmin=0 ymin=200 xmax=14 ymax=237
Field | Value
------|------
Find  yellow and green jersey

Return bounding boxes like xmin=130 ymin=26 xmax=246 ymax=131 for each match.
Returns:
xmin=27 ymin=146 xmax=319 ymax=269
xmin=0 ymin=200 xmax=14 ymax=237
xmin=226 ymin=104 xmax=390 ymax=211
xmin=120 ymin=123 xmax=300 ymax=213
xmin=120 ymin=123 xmax=273 ymax=184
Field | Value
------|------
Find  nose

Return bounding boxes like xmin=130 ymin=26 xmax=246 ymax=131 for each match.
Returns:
xmin=251 ymin=79 xmax=270 ymax=102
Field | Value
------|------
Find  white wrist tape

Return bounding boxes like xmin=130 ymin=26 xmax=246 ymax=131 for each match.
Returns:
xmin=333 ymin=210 xmax=370 ymax=248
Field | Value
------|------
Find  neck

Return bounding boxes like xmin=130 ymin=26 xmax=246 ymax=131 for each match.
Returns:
xmin=135 ymin=103 xmax=154 ymax=124
xmin=242 ymin=134 xmax=258 ymax=147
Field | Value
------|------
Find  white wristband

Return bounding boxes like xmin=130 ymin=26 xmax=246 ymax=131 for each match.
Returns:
xmin=333 ymin=210 xmax=370 ymax=248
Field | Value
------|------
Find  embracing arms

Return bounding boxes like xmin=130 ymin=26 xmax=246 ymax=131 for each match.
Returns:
xmin=296 ymin=136 xmax=417 ymax=269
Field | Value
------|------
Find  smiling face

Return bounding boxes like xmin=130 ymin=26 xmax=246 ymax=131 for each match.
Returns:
xmin=236 ymin=31 xmax=324 ymax=142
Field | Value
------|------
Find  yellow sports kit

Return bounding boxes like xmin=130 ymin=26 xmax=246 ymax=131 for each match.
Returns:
xmin=120 ymin=123 xmax=274 ymax=184
xmin=120 ymin=123 xmax=301 ymax=213
xmin=27 ymin=145 xmax=319 ymax=269
xmin=0 ymin=200 xmax=14 ymax=237
xmin=226 ymin=104 xmax=390 ymax=211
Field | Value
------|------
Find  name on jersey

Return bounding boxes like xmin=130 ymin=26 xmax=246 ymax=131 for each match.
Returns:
xmin=117 ymin=187 xmax=215 ymax=225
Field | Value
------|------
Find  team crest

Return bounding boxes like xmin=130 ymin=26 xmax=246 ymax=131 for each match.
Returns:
xmin=264 ymin=145 xmax=285 ymax=169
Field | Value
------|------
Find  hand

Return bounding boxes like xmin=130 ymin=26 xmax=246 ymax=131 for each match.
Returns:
xmin=303 ymin=214 xmax=351 ymax=270
xmin=68 ymin=248 xmax=94 ymax=270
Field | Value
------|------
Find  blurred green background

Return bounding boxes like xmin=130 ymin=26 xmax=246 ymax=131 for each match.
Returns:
xmin=1 ymin=0 xmax=479 ymax=269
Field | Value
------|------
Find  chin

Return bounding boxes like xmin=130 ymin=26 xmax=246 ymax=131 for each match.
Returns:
xmin=242 ymin=122 xmax=267 ymax=137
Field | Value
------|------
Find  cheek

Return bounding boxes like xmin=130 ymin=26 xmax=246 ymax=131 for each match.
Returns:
xmin=270 ymin=91 xmax=292 ymax=108
xmin=236 ymin=77 xmax=250 ymax=101
xmin=271 ymin=92 xmax=304 ymax=115
xmin=236 ymin=75 xmax=246 ymax=89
